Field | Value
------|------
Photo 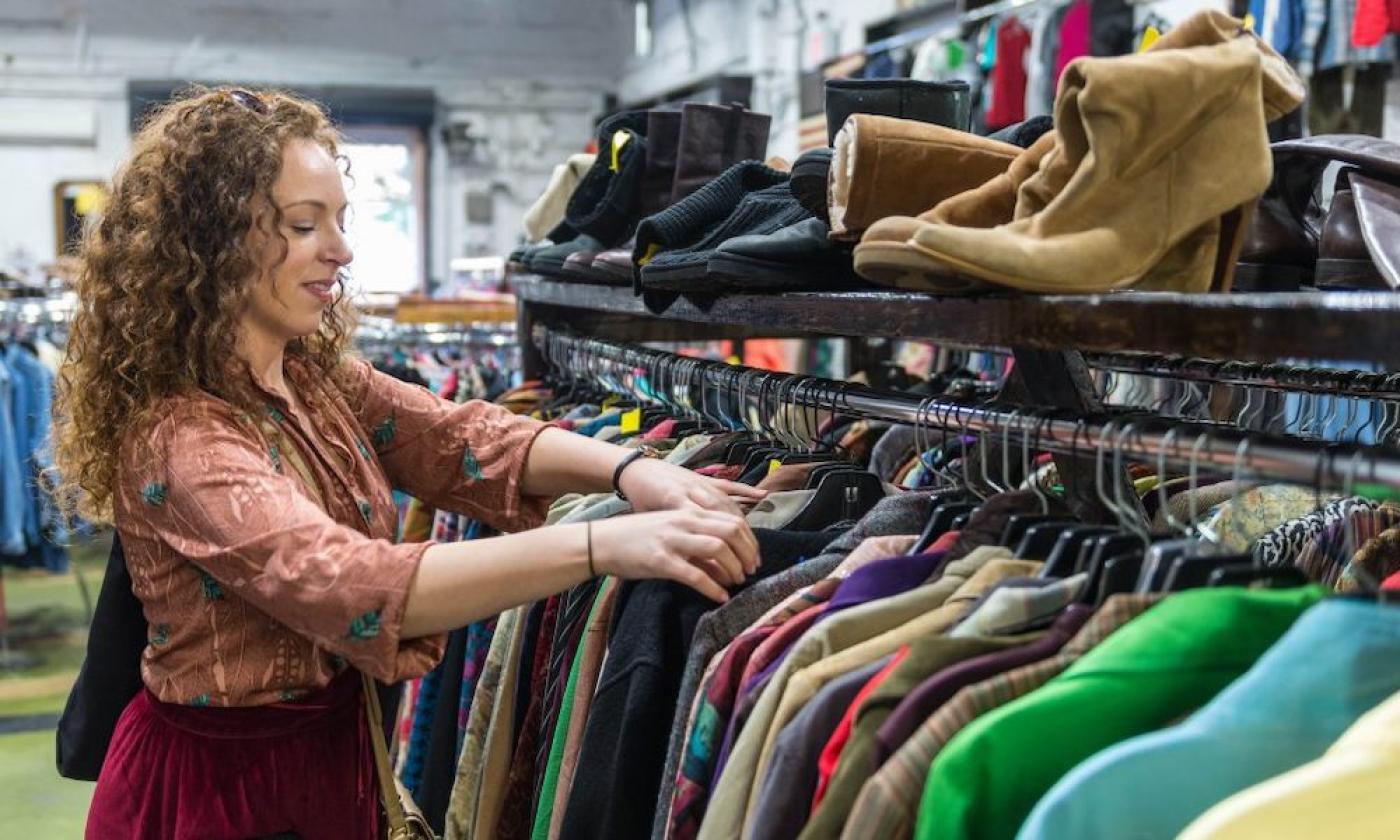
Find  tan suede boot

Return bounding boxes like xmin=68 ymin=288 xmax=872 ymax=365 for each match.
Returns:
xmin=989 ymin=9 xmax=1303 ymax=229
xmin=899 ymin=38 xmax=1273 ymax=294
xmin=851 ymin=133 xmax=1054 ymax=291
xmin=827 ymin=116 xmax=1020 ymax=240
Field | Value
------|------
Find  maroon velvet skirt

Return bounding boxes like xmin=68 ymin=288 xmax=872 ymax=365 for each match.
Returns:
xmin=85 ymin=670 xmax=380 ymax=840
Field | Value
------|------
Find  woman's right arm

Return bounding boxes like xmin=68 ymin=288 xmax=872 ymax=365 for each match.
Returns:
xmin=132 ymin=400 xmax=753 ymax=681
xmin=401 ymin=507 xmax=756 ymax=638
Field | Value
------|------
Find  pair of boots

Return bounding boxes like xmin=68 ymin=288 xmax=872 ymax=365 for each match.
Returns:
xmin=554 ymin=104 xmax=771 ymax=285
xmin=851 ymin=10 xmax=1307 ymax=295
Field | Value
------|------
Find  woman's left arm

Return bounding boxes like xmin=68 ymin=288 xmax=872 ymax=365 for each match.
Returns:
xmin=520 ymin=425 xmax=766 ymax=515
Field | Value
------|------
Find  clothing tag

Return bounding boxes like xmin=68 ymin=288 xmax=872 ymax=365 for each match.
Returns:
xmin=638 ymin=242 xmax=662 ymax=266
xmin=1139 ymin=26 xmax=1160 ymax=52
xmin=767 ymin=458 xmax=782 ymax=476
xmin=620 ymin=407 xmax=642 ymax=435
xmin=610 ymin=130 xmax=632 ymax=172
xmin=1242 ymin=13 xmax=1255 ymax=32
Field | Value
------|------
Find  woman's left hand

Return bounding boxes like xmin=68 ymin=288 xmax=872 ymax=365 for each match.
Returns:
xmin=618 ymin=457 xmax=767 ymax=517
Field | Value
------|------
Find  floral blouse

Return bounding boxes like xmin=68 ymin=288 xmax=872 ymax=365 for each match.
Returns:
xmin=114 ymin=356 xmax=550 ymax=707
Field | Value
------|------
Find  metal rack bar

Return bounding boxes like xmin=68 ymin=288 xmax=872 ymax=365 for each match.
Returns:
xmin=1084 ymin=353 xmax=1400 ymax=399
xmin=536 ymin=328 xmax=1400 ymax=492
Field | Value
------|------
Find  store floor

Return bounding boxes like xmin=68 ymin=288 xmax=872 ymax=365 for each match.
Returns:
xmin=0 ymin=535 xmax=109 ymax=838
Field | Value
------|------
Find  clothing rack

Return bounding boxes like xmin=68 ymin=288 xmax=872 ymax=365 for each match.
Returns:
xmin=0 ymin=296 xmax=74 ymax=672
xmin=534 ymin=328 xmax=1400 ymax=494
xmin=1084 ymin=353 xmax=1400 ymax=399
xmin=355 ymin=316 xmax=517 ymax=350
xmin=962 ymin=0 xmax=1065 ymax=26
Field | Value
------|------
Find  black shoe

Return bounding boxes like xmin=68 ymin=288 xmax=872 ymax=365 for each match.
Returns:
xmin=640 ymin=182 xmax=809 ymax=292
xmin=528 ymin=235 xmax=604 ymax=277
xmin=708 ymin=218 xmax=862 ymax=291
xmin=791 ymin=148 xmax=834 ymax=224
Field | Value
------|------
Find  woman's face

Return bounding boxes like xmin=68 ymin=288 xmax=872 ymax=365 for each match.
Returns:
xmin=242 ymin=138 xmax=353 ymax=345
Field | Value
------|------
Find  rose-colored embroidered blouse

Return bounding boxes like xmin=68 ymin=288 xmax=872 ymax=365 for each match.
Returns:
xmin=114 ymin=356 xmax=550 ymax=707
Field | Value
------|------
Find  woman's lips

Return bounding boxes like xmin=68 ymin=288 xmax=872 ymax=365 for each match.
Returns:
xmin=303 ymin=280 xmax=335 ymax=303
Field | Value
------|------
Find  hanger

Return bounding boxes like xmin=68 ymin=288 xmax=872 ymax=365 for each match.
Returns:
xmin=910 ymin=397 xmax=978 ymax=553
xmin=1075 ymin=421 xmax=1156 ymax=602
xmin=1161 ymin=436 xmax=1258 ymax=590
xmin=1038 ymin=419 xmax=1119 ymax=576
xmin=1017 ymin=417 xmax=1093 ymax=559
xmin=1001 ymin=410 xmax=1073 ymax=547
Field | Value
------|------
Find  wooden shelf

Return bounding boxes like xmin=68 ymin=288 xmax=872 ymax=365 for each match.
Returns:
xmin=389 ymin=295 xmax=517 ymax=325
xmin=514 ymin=275 xmax=1400 ymax=366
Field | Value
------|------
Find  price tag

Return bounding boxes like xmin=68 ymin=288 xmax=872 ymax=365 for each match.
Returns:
xmin=620 ymin=408 xmax=642 ymax=435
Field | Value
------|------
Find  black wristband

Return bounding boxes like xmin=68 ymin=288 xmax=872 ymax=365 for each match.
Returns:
xmin=611 ymin=448 xmax=651 ymax=501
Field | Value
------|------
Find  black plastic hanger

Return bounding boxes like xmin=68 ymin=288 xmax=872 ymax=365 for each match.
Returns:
xmin=1075 ymin=533 xmax=1144 ymax=575
xmin=786 ymin=470 xmax=885 ymax=531
xmin=1039 ymin=526 xmax=1115 ymax=578
xmin=912 ymin=500 xmax=977 ymax=554
xmin=1206 ymin=564 xmax=1309 ymax=588
xmin=1015 ymin=521 xmax=1083 ymax=559
xmin=1094 ymin=550 xmax=1147 ymax=605
xmin=1001 ymin=516 xmax=1072 ymax=550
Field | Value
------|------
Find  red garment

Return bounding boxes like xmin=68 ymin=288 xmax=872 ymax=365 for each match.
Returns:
xmin=644 ymin=417 xmax=678 ymax=440
xmin=810 ymin=645 xmax=910 ymax=811
xmin=1055 ymin=0 xmax=1092 ymax=79
xmin=928 ymin=529 xmax=961 ymax=556
xmin=738 ymin=604 xmax=825 ymax=691
xmin=1355 ymin=0 xmax=1391 ymax=45
xmin=1385 ymin=568 xmax=1400 ymax=590
xmin=697 ymin=463 xmax=745 ymax=481
xmin=987 ymin=16 xmax=1031 ymax=130
xmin=86 ymin=669 xmax=377 ymax=840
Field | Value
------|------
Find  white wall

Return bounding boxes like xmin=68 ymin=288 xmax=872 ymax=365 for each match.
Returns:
xmin=0 ymin=15 xmax=622 ymax=289
xmin=0 ymin=82 xmax=131 ymax=268
xmin=621 ymin=0 xmax=904 ymax=160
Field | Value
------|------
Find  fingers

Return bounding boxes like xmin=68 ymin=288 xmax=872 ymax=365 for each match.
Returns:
xmin=688 ymin=509 xmax=760 ymax=575
xmin=666 ymin=556 xmax=730 ymax=604
xmin=673 ymin=533 xmax=746 ymax=587
xmin=712 ymin=479 xmax=768 ymax=501
xmin=686 ymin=483 xmax=744 ymax=517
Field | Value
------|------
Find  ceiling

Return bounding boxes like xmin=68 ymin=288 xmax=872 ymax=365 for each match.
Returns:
xmin=0 ymin=0 xmax=632 ymax=87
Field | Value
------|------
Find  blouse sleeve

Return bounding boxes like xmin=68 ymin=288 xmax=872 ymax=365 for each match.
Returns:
xmin=342 ymin=358 xmax=553 ymax=532
xmin=126 ymin=401 xmax=441 ymax=683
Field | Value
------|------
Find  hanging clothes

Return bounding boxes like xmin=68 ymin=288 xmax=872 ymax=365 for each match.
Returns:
xmin=986 ymin=17 xmax=1031 ymax=131
xmin=1054 ymin=0 xmax=1092 ymax=79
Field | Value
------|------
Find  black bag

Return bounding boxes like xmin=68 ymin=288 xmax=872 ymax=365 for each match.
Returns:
xmin=56 ymin=535 xmax=145 ymax=781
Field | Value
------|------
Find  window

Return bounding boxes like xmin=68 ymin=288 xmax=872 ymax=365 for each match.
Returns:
xmin=635 ymin=0 xmax=654 ymax=58
xmin=340 ymin=125 xmax=427 ymax=297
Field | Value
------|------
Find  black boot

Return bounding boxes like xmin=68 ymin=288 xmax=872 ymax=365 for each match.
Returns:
xmin=565 ymin=110 xmax=650 ymax=248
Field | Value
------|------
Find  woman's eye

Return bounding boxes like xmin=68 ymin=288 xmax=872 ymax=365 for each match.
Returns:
xmin=291 ymin=225 xmax=315 ymax=234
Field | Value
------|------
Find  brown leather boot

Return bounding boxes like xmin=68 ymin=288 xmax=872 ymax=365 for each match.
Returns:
xmin=670 ymin=103 xmax=772 ymax=203
xmin=872 ymin=38 xmax=1277 ymax=294
xmin=828 ymin=116 xmax=1021 ymax=240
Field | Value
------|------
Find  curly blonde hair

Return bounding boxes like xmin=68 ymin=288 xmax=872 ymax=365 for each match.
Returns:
xmin=52 ymin=86 xmax=357 ymax=524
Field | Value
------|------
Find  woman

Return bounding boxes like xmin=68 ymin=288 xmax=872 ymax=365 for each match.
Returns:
xmin=55 ymin=86 xmax=765 ymax=839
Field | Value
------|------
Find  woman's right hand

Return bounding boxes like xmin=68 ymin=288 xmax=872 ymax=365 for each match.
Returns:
xmin=589 ymin=508 xmax=761 ymax=603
